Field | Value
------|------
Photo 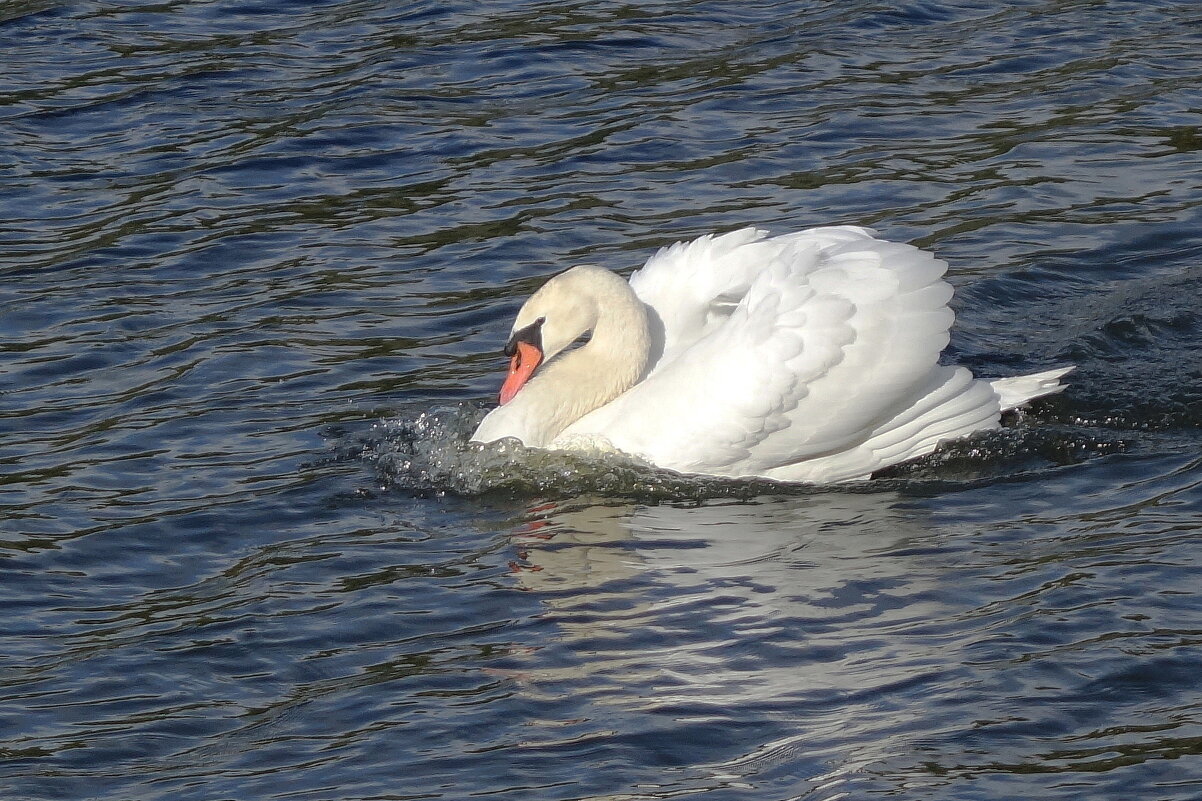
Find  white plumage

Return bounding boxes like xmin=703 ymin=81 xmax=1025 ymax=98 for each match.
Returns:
xmin=471 ymin=226 xmax=1072 ymax=483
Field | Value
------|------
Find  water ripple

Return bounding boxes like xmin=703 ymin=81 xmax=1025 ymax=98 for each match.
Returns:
xmin=2 ymin=1 xmax=1201 ymax=799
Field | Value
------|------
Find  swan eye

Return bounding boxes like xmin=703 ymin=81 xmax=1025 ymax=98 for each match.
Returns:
xmin=504 ymin=317 xmax=545 ymax=357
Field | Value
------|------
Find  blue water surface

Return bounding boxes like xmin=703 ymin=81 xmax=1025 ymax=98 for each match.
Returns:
xmin=2 ymin=1 xmax=1201 ymax=799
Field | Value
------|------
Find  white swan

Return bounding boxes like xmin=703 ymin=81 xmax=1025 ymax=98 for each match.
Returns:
xmin=471 ymin=227 xmax=1071 ymax=483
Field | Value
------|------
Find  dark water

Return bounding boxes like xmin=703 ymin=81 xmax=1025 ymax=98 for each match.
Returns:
xmin=3 ymin=1 xmax=1202 ymax=799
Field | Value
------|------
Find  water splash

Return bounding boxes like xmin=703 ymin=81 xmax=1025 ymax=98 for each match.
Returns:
xmin=873 ymin=421 xmax=1129 ymax=482
xmin=347 ymin=403 xmax=1126 ymax=500
xmin=349 ymin=404 xmax=802 ymax=500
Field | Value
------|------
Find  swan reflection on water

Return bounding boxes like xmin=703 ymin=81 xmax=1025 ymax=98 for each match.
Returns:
xmin=500 ymin=491 xmax=970 ymax=792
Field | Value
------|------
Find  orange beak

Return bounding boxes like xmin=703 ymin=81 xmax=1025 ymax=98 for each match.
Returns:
xmin=500 ymin=341 xmax=543 ymax=405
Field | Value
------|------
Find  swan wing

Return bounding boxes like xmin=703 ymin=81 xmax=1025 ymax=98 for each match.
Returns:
xmin=560 ymin=229 xmax=966 ymax=477
xmin=628 ymin=226 xmax=876 ymax=373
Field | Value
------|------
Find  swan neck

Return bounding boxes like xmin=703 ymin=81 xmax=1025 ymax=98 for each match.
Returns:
xmin=536 ymin=278 xmax=649 ymax=439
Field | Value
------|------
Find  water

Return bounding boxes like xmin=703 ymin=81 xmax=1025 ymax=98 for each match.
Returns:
xmin=2 ymin=1 xmax=1201 ymax=798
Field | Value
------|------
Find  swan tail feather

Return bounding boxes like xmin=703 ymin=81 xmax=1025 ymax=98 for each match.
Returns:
xmin=990 ymin=366 xmax=1075 ymax=411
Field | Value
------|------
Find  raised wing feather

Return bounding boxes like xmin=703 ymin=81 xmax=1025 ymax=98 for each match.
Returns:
xmin=559 ymin=228 xmax=967 ymax=478
xmin=628 ymin=226 xmax=876 ymax=373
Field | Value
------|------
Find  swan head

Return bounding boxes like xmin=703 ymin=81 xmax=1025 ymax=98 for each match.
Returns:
xmin=498 ymin=266 xmax=616 ymax=404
